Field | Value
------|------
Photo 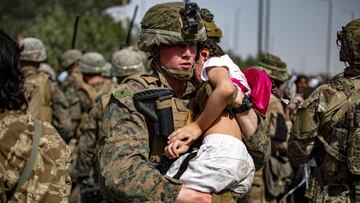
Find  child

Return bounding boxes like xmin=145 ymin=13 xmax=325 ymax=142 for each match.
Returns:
xmin=165 ymin=52 xmax=272 ymax=196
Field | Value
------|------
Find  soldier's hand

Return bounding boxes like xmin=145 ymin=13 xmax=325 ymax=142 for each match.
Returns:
xmin=165 ymin=140 xmax=190 ymax=159
xmin=168 ymin=122 xmax=202 ymax=145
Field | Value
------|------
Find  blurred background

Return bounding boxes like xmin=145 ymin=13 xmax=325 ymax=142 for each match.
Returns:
xmin=2 ymin=0 xmax=360 ymax=77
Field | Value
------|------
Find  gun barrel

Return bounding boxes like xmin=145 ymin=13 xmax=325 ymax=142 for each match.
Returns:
xmin=125 ymin=5 xmax=139 ymax=46
xmin=71 ymin=15 xmax=80 ymax=49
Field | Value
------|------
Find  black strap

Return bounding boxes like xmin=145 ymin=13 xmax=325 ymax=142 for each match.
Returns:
xmin=173 ymin=151 xmax=198 ymax=180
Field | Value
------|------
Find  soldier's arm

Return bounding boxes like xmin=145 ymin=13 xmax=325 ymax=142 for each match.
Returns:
xmin=50 ymin=82 xmax=73 ymax=142
xmin=242 ymin=111 xmax=271 ymax=170
xmin=97 ymin=81 xmax=182 ymax=202
xmin=76 ymin=101 xmax=101 ymax=179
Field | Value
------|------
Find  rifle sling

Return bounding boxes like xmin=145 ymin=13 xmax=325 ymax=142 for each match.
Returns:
xmin=5 ymin=119 xmax=42 ymax=201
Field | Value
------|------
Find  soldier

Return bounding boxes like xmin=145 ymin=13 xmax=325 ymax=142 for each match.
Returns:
xmin=0 ymin=30 xmax=71 ymax=202
xmin=19 ymin=37 xmax=72 ymax=142
xmin=98 ymin=2 xmax=269 ymax=202
xmin=60 ymin=49 xmax=83 ymax=140
xmin=288 ymin=18 xmax=360 ymax=202
xmin=241 ymin=53 xmax=293 ymax=203
xmin=38 ymin=62 xmax=73 ymax=142
xmin=76 ymin=47 xmax=146 ymax=202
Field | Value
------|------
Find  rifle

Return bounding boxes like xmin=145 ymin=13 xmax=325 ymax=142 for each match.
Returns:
xmin=71 ymin=15 xmax=80 ymax=49
xmin=122 ymin=5 xmax=138 ymax=48
xmin=133 ymin=88 xmax=175 ymax=174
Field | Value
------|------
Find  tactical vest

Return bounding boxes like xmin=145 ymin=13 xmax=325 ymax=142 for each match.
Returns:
xmin=306 ymin=75 xmax=360 ymax=202
xmin=121 ymin=74 xmax=192 ymax=163
xmin=24 ymin=71 xmax=53 ymax=122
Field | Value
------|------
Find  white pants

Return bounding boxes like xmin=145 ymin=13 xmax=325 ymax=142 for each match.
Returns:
xmin=166 ymin=134 xmax=255 ymax=196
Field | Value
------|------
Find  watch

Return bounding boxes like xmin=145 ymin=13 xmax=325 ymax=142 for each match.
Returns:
xmin=231 ymin=94 xmax=253 ymax=114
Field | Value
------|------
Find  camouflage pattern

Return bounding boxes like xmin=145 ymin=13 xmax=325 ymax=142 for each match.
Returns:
xmin=138 ymin=2 xmax=207 ymax=52
xmin=111 ymin=47 xmax=146 ymax=77
xmin=61 ymin=72 xmax=84 ymax=140
xmin=288 ymin=75 xmax=360 ymax=202
xmin=50 ymin=81 xmax=73 ymax=143
xmin=19 ymin=37 xmax=47 ymax=62
xmin=22 ymin=65 xmax=53 ymax=123
xmin=0 ymin=110 xmax=71 ymax=202
xmin=80 ymin=52 xmax=107 ymax=74
xmin=255 ymin=53 xmax=289 ymax=82
xmin=60 ymin=49 xmax=82 ymax=70
xmin=39 ymin=63 xmax=56 ymax=80
xmin=102 ymin=62 xmax=112 ymax=78
xmin=199 ymin=8 xmax=222 ymax=42
xmin=338 ymin=18 xmax=360 ymax=65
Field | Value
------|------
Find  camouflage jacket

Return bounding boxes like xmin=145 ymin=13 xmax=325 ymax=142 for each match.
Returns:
xmin=0 ymin=110 xmax=71 ymax=202
xmin=98 ymin=71 xmax=270 ymax=202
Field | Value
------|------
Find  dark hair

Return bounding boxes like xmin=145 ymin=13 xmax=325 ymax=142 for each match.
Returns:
xmin=295 ymin=74 xmax=308 ymax=84
xmin=199 ymin=38 xmax=224 ymax=57
xmin=0 ymin=30 xmax=27 ymax=111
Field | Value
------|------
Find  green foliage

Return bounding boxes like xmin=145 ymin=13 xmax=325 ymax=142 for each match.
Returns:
xmin=226 ymin=50 xmax=259 ymax=70
xmin=1 ymin=0 xmax=129 ymax=72
xmin=22 ymin=5 xmax=125 ymax=72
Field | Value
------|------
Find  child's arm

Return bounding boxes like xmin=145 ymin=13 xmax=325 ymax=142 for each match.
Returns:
xmin=166 ymin=66 xmax=235 ymax=153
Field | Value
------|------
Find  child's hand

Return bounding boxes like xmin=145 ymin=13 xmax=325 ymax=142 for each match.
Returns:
xmin=233 ymin=89 xmax=245 ymax=108
xmin=165 ymin=140 xmax=190 ymax=159
xmin=168 ymin=122 xmax=202 ymax=145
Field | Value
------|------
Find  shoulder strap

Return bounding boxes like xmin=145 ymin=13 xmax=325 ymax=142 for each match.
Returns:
xmin=6 ymin=119 xmax=42 ymax=201
xmin=122 ymin=74 xmax=159 ymax=88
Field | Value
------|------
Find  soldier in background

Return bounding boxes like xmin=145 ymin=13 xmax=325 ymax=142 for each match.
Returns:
xmin=76 ymin=47 xmax=146 ymax=203
xmin=19 ymin=37 xmax=72 ymax=142
xmin=60 ymin=49 xmax=83 ymax=140
xmin=98 ymin=2 xmax=269 ymax=202
xmin=288 ymin=18 xmax=360 ymax=202
xmin=39 ymin=62 xmax=73 ymax=142
xmin=0 ymin=29 xmax=71 ymax=203
xmin=69 ymin=51 xmax=108 ymax=203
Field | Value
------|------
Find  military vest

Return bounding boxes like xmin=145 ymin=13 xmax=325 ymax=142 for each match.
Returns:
xmin=121 ymin=74 xmax=192 ymax=163
xmin=24 ymin=70 xmax=53 ymax=122
xmin=306 ymin=75 xmax=360 ymax=202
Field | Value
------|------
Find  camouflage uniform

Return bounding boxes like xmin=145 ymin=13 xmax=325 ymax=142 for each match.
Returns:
xmin=241 ymin=54 xmax=292 ymax=203
xmin=98 ymin=2 xmax=269 ymax=202
xmin=19 ymin=38 xmax=72 ymax=142
xmin=60 ymin=49 xmax=84 ymax=140
xmin=39 ymin=63 xmax=73 ymax=143
xmin=76 ymin=48 xmax=146 ymax=202
xmin=0 ymin=110 xmax=72 ymax=202
xmin=288 ymin=18 xmax=360 ymax=202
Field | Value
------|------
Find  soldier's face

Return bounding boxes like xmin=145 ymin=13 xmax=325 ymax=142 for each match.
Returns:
xmin=159 ymin=43 xmax=197 ymax=71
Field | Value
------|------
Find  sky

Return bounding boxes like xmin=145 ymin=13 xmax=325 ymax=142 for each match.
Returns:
xmin=108 ymin=0 xmax=360 ymax=76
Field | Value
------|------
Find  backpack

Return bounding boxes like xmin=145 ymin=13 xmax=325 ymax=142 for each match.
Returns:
xmin=25 ymin=72 xmax=53 ymax=122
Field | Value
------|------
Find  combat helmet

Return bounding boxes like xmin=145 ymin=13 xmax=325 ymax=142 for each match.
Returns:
xmin=79 ymin=52 xmax=107 ymax=74
xmin=337 ymin=18 xmax=360 ymax=66
xmin=199 ymin=8 xmax=222 ymax=43
xmin=60 ymin=49 xmax=82 ymax=70
xmin=111 ymin=47 xmax=146 ymax=77
xmin=19 ymin=37 xmax=47 ymax=62
xmin=138 ymin=2 xmax=207 ymax=52
xmin=257 ymin=53 xmax=289 ymax=82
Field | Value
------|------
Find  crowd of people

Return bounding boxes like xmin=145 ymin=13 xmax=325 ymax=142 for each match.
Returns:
xmin=0 ymin=1 xmax=359 ymax=203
